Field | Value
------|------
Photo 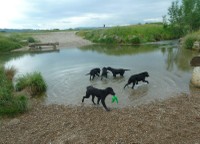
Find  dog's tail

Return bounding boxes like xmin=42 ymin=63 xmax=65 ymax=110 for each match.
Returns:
xmin=85 ymin=73 xmax=90 ymax=76
xmin=124 ymin=69 xmax=130 ymax=71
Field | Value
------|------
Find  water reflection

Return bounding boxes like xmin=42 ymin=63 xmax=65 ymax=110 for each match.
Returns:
xmin=2 ymin=42 xmax=199 ymax=107
xmin=80 ymin=44 xmax=160 ymax=56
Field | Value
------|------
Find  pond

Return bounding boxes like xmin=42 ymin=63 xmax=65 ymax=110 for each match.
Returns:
xmin=2 ymin=41 xmax=199 ymax=108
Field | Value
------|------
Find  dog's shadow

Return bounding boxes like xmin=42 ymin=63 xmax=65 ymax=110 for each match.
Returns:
xmin=126 ymin=85 xmax=149 ymax=101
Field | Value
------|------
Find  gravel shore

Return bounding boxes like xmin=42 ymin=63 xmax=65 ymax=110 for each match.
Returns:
xmin=1 ymin=93 xmax=200 ymax=144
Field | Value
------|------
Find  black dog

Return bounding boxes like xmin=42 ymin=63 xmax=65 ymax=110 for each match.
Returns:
xmin=82 ymin=86 xmax=115 ymax=111
xmin=107 ymin=67 xmax=130 ymax=77
xmin=86 ymin=68 xmax=101 ymax=80
xmin=101 ymin=67 xmax=109 ymax=80
xmin=124 ymin=72 xmax=149 ymax=89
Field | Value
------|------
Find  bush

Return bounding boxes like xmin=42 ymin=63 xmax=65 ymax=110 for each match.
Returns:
xmin=127 ymin=35 xmax=141 ymax=44
xmin=182 ymin=30 xmax=200 ymax=49
xmin=15 ymin=72 xmax=47 ymax=96
xmin=27 ymin=37 xmax=36 ymax=43
xmin=183 ymin=36 xmax=197 ymax=49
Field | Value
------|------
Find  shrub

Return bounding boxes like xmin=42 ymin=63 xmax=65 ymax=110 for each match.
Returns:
xmin=15 ymin=72 xmax=47 ymax=96
xmin=4 ymin=66 xmax=17 ymax=81
xmin=128 ymin=35 xmax=141 ymax=44
xmin=27 ymin=37 xmax=36 ymax=43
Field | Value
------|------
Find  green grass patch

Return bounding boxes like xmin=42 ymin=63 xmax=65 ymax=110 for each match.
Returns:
xmin=76 ymin=24 xmax=181 ymax=44
xmin=15 ymin=72 xmax=47 ymax=96
xmin=0 ymin=67 xmax=28 ymax=116
xmin=0 ymin=33 xmax=36 ymax=52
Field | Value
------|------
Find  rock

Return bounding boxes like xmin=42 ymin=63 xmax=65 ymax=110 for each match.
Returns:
xmin=8 ymin=118 xmax=20 ymax=126
xmin=191 ymin=67 xmax=200 ymax=88
xmin=190 ymin=56 xmax=200 ymax=66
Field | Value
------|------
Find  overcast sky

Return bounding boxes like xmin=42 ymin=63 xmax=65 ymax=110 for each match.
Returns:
xmin=0 ymin=0 xmax=175 ymax=29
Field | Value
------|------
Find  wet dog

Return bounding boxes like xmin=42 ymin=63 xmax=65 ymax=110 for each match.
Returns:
xmin=107 ymin=67 xmax=130 ymax=77
xmin=124 ymin=72 xmax=149 ymax=89
xmin=86 ymin=68 xmax=101 ymax=80
xmin=82 ymin=86 xmax=115 ymax=111
xmin=101 ymin=67 xmax=109 ymax=80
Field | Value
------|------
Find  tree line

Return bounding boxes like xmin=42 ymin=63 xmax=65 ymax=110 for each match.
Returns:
xmin=165 ymin=0 xmax=200 ymax=35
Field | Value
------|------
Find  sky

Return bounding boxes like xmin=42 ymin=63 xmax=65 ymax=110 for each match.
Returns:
xmin=0 ymin=0 xmax=175 ymax=30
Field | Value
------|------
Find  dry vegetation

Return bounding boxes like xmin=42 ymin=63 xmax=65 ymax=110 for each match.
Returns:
xmin=1 ymin=92 xmax=200 ymax=144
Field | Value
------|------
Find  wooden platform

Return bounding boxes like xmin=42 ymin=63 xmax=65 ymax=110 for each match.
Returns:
xmin=29 ymin=42 xmax=59 ymax=51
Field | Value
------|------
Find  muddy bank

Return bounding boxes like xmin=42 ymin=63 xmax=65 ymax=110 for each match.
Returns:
xmin=1 ymin=93 xmax=200 ymax=144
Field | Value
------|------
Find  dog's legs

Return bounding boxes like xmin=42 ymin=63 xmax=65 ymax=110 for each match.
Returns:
xmin=97 ymin=98 xmax=101 ymax=104
xmin=82 ymin=93 xmax=90 ymax=102
xmin=101 ymin=98 xmax=110 ymax=111
xmin=132 ymin=82 xmax=136 ymax=89
xmin=120 ymin=71 xmax=125 ymax=76
xmin=124 ymin=83 xmax=129 ymax=89
xmin=92 ymin=95 xmax=96 ymax=105
xmin=92 ymin=74 xmax=95 ymax=80
xmin=142 ymin=80 xmax=149 ymax=84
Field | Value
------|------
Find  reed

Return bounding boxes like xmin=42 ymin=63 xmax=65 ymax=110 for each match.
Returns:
xmin=15 ymin=72 xmax=47 ymax=96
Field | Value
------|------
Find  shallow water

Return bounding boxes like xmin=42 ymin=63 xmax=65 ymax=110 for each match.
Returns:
xmin=3 ymin=41 xmax=199 ymax=108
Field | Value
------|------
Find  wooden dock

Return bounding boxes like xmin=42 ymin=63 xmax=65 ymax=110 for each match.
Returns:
xmin=29 ymin=42 xmax=59 ymax=51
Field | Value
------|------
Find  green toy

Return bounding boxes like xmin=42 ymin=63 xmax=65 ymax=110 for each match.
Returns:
xmin=112 ymin=95 xmax=118 ymax=104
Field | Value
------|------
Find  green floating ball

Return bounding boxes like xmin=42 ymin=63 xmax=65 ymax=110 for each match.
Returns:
xmin=112 ymin=95 xmax=118 ymax=104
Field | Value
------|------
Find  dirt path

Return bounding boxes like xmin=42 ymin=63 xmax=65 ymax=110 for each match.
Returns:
xmin=32 ymin=31 xmax=93 ymax=48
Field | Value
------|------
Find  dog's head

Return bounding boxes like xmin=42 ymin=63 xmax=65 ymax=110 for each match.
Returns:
xmin=95 ymin=68 xmax=101 ymax=73
xmin=102 ymin=67 xmax=107 ymax=71
xmin=105 ymin=87 xmax=115 ymax=96
xmin=143 ymin=71 xmax=149 ymax=77
xmin=107 ymin=67 xmax=112 ymax=70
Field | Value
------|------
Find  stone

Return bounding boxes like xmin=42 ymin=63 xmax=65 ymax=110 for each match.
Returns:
xmin=190 ymin=56 xmax=200 ymax=66
xmin=191 ymin=67 xmax=200 ymax=88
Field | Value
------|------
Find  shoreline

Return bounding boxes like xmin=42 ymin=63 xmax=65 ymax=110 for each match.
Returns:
xmin=1 ymin=93 xmax=200 ymax=143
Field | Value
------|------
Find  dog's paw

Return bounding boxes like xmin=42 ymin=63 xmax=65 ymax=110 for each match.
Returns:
xmin=106 ymin=108 xmax=111 ymax=112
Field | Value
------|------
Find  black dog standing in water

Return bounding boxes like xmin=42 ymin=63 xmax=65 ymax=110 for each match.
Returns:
xmin=101 ymin=67 xmax=109 ymax=80
xmin=86 ymin=68 xmax=101 ymax=80
xmin=124 ymin=72 xmax=149 ymax=89
xmin=82 ymin=86 xmax=115 ymax=111
xmin=107 ymin=67 xmax=130 ymax=77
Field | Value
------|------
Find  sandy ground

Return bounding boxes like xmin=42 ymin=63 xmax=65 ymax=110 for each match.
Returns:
xmin=32 ymin=31 xmax=93 ymax=48
xmin=13 ymin=31 xmax=93 ymax=51
xmin=2 ymin=32 xmax=200 ymax=143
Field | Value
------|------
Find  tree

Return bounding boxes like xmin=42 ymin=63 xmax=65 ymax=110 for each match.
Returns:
xmin=167 ymin=0 xmax=200 ymax=33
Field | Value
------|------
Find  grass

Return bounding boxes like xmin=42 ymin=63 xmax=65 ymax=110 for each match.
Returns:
xmin=0 ymin=67 xmax=28 ymax=116
xmin=76 ymin=23 xmax=181 ymax=44
xmin=0 ymin=32 xmax=36 ymax=52
xmin=15 ymin=72 xmax=47 ymax=96
xmin=182 ymin=30 xmax=200 ymax=49
xmin=0 ymin=66 xmax=47 ymax=116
